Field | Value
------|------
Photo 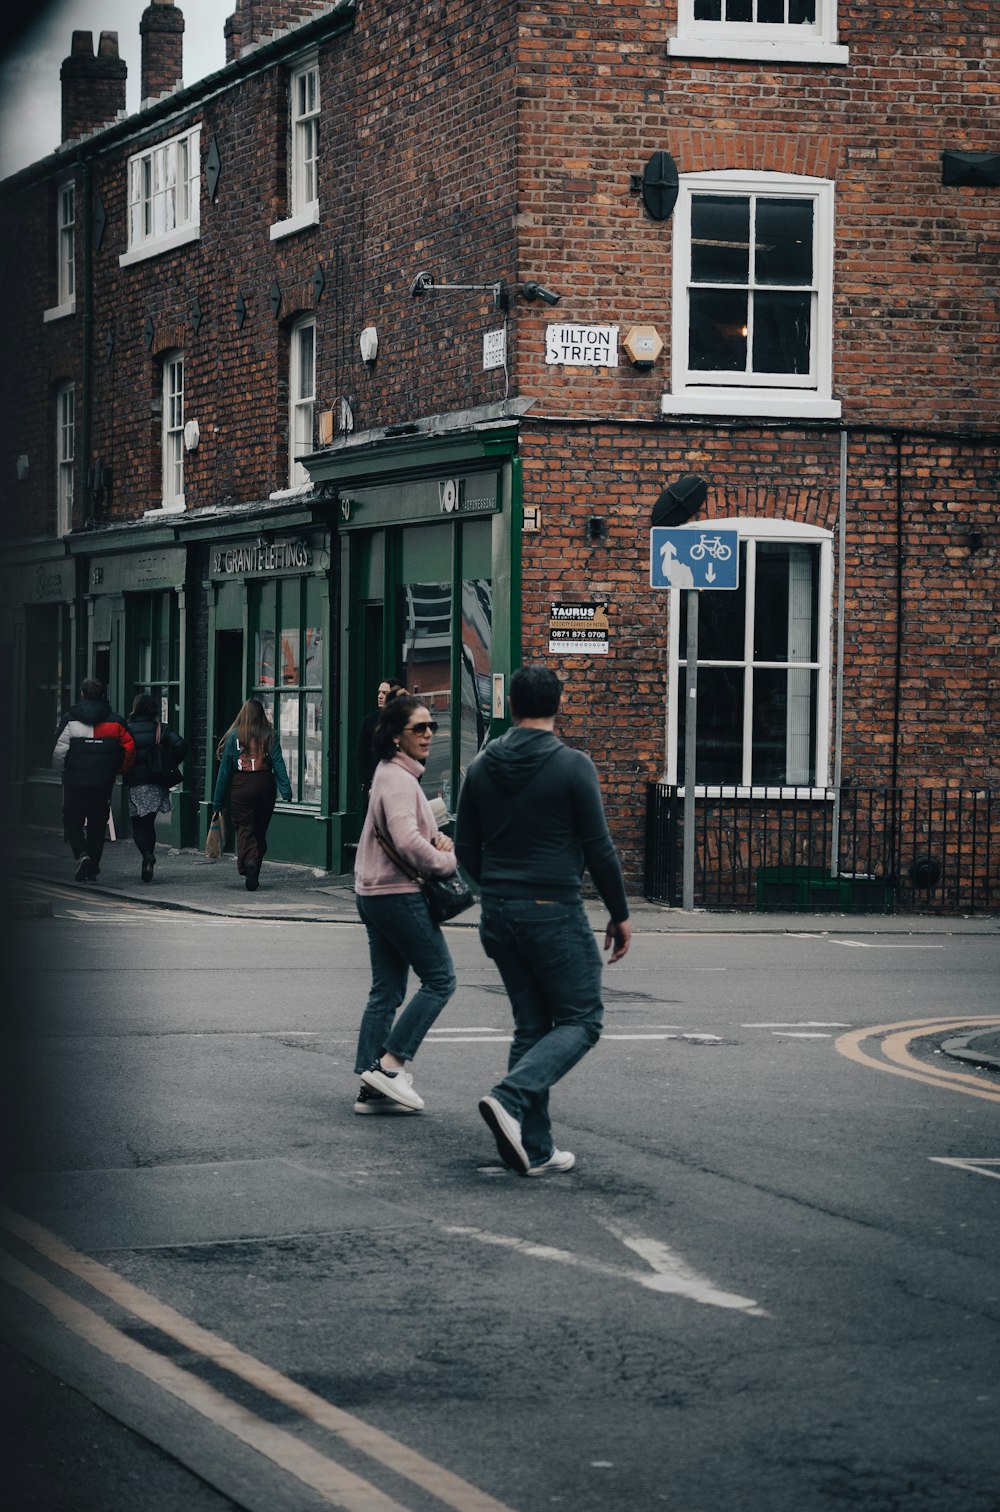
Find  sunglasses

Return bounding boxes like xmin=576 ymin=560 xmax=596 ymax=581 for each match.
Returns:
xmin=405 ymin=721 xmax=438 ymax=735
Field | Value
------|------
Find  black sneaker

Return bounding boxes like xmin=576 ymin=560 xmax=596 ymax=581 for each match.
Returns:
xmin=245 ymin=860 xmax=259 ymax=892
xmin=353 ymin=1081 xmax=418 ymax=1115
xmin=141 ymin=855 xmax=155 ymax=883
xmin=74 ymin=856 xmax=92 ymax=883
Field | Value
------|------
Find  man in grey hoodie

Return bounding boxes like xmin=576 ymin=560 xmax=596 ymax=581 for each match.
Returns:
xmin=455 ymin=662 xmax=630 ymax=1176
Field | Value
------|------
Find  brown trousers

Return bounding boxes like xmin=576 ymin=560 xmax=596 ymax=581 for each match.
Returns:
xmin=229 ymin=769 xmax=276 ymax=874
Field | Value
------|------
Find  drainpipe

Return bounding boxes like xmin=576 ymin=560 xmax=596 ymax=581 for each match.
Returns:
xmin=891 ymin=433 xmax=904 ymax=794
xmin=80 ymin=156 xmax=93 ymax=526
xmin=831 ymin=427 xmax=847 ymax=876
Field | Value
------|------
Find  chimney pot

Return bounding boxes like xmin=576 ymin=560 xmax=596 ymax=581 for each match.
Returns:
xmin=141 ymin=1 xmax=185 ymax=103
xmin=62 ymin=30 xmax=127 ymax=143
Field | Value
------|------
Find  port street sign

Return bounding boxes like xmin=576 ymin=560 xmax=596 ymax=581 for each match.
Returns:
xmin=650 ymin=528 xmax=740 ymax=590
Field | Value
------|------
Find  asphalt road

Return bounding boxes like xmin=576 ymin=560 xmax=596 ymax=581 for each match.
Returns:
xmin=2 ymin=893 xmax=999 ymax=1512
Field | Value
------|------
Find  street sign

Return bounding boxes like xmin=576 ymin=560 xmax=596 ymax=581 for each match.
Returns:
xmin=650 ymin=527 xmax=739 ymax=590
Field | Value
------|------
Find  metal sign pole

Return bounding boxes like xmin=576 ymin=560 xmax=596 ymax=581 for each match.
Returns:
xmin=682 ymin=589 xmax=698 ymax=911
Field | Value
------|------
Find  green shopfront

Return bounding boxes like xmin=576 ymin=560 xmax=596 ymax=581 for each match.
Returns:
xmin=204 ymin=526 xmax=332 ymax=869
xmin=306 ymin=425 xmax=521 ymax=871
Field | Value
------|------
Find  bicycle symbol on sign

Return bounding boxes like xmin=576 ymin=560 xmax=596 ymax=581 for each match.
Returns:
xmin=688 ymin=534 xmax=733 ymax=562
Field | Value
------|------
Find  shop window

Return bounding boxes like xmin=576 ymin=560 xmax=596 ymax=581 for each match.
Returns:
xmin=669 ymin=0 xmax=848 ymax=63
xmin=666 ymin=519 xmax=833 ymax=790
xmin=253 ymin=576 xmax=323 ymax=804
xmin=121 ymin=125 xmax=201 ymax=266
xmin=56 ymin=383 xmax=75 ymax=536
xmin=45 ymin=180 xmax=76 ymax=321
xmin=289 ymin=317 xmax=316 ymax=486
xmin=270 ymin=55 xmax=320 ymax=240
xmin=129 ymin=591 xmax=181 ymax=730
xmin=25 ymin=604 xmax=72 ymax=770
xmin=460 ymin=579 xmax=493 ymax=780
xmin=663 ymin=172 xmax=840 ymax=420
xmin=161 ymin=351 xmax=185 ymax=511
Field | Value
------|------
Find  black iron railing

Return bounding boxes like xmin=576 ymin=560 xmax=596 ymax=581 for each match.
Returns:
xmin=645 ymin=784 xmax=996 ymax=915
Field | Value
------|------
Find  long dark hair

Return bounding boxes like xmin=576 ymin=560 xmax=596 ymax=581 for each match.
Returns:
xmin=372 ymin=695 xmax=428 ymax=763
xmin=130 ymin=692 xmax=159 ymax=720
xmin=216 ymin=698 xmax=275 ymax=760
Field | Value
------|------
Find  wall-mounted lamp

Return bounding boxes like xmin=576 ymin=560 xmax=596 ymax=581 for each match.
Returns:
xmin=359 ymin=325 xmax=378 ymax=363
xmin=519 ymin=281 xmax=561 ymax=306
xmin=651 ymin=473 xmax=709 ymax=527
xmin=410 ymin=271 xmax=509 ymax=311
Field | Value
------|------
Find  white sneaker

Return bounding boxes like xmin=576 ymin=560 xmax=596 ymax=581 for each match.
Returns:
xmin=526 ymin=1149 xmax=576 ymax=1176
xmin=478 ymin=1096 xmax=530 ymax=1173
xmin=361 ymin=1065 xmax=425 ymax=1110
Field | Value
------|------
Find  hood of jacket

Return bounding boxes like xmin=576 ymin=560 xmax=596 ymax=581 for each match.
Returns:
xmin=68 ymin=697 xmax=114 ymax=726
xmin=478 ymin=725 xmax=562 ymax=795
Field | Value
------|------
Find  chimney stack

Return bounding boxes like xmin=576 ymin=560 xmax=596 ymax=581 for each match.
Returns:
xmin=225 ymin=3 xmax=331 ymax=63
xmin=61 ymin=31 xmax=127 ymax=144
xmin=141 ymin=0 xmax=185 ymax=104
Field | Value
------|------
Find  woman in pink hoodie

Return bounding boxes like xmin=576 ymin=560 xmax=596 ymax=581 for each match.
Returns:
xmin=352 ymin=695 xmax=458 ymax=1114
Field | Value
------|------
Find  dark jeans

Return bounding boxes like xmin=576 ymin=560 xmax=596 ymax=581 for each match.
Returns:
xmin=354 ymin=891 xmax=457 ymax=1073
xmin=479 ymin=897 xmax=604 ymax=1165
xmin=230 ymin=769 xmax=276 ymax=874
xmin=63 ymin=784 xmax=114 ymax=872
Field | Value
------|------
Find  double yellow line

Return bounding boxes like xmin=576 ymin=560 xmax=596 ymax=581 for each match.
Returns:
xmin=1 ymin=1206 xmax=516 ymax=1512
xmin=835 ymin=1016 xmax=1000 ymax=1103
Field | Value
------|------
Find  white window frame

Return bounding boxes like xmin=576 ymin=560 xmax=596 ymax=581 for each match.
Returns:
xmin=665 ymin=518 xmax=833 ymax=794
xmin=56 ymin=383 xmax=75 ymax=537
xmin=270 ymin=55 xmax=320 ymax=241
xmin=159 ymin=352 xmax=185 ymax=513
xmin=120 ymin=125 xmax=201 ymax=267
xmin=289 ymin=317 xmax=316 ymax=487
xmin=669 ymin=0 xmax=848 ymax=64
xmin=663 ymin=171 xmax=840 ymax=421
xmin=45 ymin=181 xmax=77 ymax=322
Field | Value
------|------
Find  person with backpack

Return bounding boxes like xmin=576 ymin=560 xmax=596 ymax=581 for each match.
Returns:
xmin=52 ymin=678 xmax=135 ymax=883
xmin=124 ymin=693 xmax=187 ymax=883
xmin=212 ymin=698 xmax=292 ymax=891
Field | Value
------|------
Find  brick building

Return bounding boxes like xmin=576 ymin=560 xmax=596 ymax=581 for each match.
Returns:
xmin=0 ymin=0 xmax=996 ymax=907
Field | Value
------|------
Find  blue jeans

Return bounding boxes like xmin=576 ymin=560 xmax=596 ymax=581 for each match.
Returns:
xmin=479 ymin=897 xmax=604 ymax=1165
xmin=354 ymin=892 xmax=457 ymax=1074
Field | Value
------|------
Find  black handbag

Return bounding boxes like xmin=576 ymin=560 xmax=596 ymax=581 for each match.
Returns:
xmin=372 ymin=822 xmax=475 ymax=924
xmin=146 ymin=723 xmax=183 ymax=788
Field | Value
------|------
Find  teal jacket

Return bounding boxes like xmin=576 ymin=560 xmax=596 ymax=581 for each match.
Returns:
xmin=213 ymin=731 xmax=292 ymax=809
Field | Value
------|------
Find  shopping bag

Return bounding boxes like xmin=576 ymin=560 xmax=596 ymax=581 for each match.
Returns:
xmin=205 ymin=811 xmax=225 ymax=860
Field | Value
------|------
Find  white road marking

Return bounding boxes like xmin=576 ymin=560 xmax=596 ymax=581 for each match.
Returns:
xmin=929 ymin=1158 xmax=1000 ymax=1182
xmin=828 ymin=939 xmax=944 ymax=950
xmin=744 ymin=1021 xmax=851 ymax=1028
xmin=771 ymin=1032 xmax=832 ymax=1039
xmin=444 ymin=1221 xmax=767 ymax=1317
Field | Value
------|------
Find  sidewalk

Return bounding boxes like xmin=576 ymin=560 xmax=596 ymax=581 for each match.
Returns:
xmin=7 ymin=823 xmax=1000 ymax=936
xmin=7 ymin=825 xmax=999 ymax=1072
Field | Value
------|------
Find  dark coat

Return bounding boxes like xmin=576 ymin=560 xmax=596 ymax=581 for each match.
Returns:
xmin=123 ymin=714 xmax=187 ymax=788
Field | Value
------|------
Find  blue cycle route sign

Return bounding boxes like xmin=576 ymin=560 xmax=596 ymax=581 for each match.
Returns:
xmin=650 ymin=527 xmax=740 ymax=591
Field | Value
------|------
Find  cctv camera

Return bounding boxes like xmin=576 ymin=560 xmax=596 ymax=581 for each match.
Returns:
xmin=520 ymin=281 xmax=561 ymax=306
xmin=410 ymin=271 xmax=435 ymax=297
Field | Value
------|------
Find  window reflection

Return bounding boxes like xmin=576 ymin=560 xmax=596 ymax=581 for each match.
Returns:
xmin=460 ymin=579 xmax=492 ymax=778
xmin=399 ymin=580 xmax=452 ymax=807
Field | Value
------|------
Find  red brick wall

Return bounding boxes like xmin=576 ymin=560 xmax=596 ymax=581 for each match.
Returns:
xmin=517 ymin=423 xmax=998 ymax=891
xmin=511 ymin=1 xmax=1000 ymax=430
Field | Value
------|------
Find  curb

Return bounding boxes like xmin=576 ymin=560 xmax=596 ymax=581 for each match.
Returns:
xmin=940 ymin=1031 xmax=1000 ymax=1074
